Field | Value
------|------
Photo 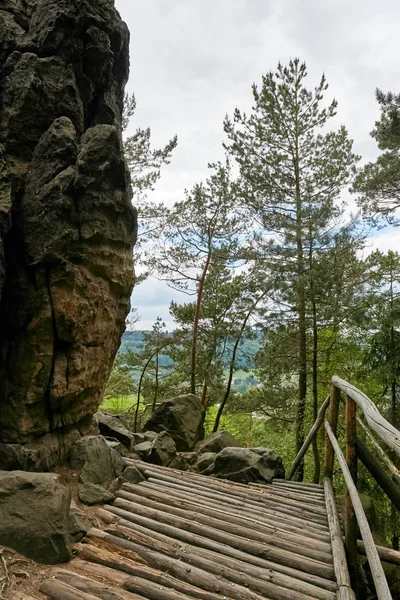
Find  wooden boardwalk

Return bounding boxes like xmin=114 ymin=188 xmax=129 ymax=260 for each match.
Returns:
xmin=41 ymin=460 xmax=352 ymax=600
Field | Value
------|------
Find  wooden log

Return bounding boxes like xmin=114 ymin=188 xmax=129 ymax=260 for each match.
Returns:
xmin=54 ymin=569 xmax=147 ymax=600
xmin=357 ymin=540 xmax=400 ymax=566
xmin=324 ymin=385 xmax=341 ymax=479
xmin=116 ymin=490 xmax=332 ymax=561
xmin=324 ymin=478 xmax=355 ymax=600
xmin=345 ymin=395 xmax=358 ymax=592
xmin=96 ymin=509 xmax=338 ymax=594
xmin=118 ymin=483 xmax=332 ymax=554
xmin=357 ymin=416 xmax=400 ymax=486
xmin=87 ymin=528 xmax=269 ymax=600
xmin=356 ymin=438 xmax=400 ymax=511
xmin=40 ymin=579 xmax=100 ymax=600
xmin=138 ymin=479 xmax=331 ymax=538
xmin=68 ymin=559 xmax=129 ymax=586
xmin=332 ymin=376 xmax=400 ymax=458
xmin=287 ymin=394 xmax=331 ymax=480
xmin=106 ymin=501 xmax=334 ymax=579
xmin=143 ymin=470 xmax=329 ymax=525
xmin=325 ymin=420 xmax=393 ymax=600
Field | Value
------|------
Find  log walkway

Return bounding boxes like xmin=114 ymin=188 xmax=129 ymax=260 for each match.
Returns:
xmin=40 ymin=459 xmax=353 ymax=600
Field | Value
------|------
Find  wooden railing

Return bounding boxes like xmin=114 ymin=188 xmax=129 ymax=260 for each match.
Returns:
xmin=287 ymin=376 xmax=400 ymax=600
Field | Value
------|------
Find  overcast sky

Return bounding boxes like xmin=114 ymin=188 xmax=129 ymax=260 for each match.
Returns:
xmin=115 ymin=0 xmax=400 ymax=330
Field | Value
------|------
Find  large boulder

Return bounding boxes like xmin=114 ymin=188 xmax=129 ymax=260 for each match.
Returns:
xmin=0 ymin=471 xmax=72 ymax=563
xmin=204 ymin=447 xmax=285 ymax=483
xmin=78 ymin=482 xmax=115 ymax=506
xmin=195 ymin=430 xmax=241 ymax=455
xmin=0 ymin=0 xmax=136 ymax=468
xmin=143 ymin=394 xmax=204 ymax=451
xmin=134 ymin=431 xmax=177 ymax=466
xmin=70 ymin=435 xmax=123 ymax=487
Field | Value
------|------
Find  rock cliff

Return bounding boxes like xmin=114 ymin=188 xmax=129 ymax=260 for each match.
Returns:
xmin=0 ymin=0 xmax=136 ymax=469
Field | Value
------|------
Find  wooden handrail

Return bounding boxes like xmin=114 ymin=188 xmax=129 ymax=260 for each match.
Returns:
xmin=325 ymin=421 xmax=392 ymax=600
xmin=332 ymin=376 xmax=400 ymax=457
xmin=286 ymin=376 xmax=400 ymax=599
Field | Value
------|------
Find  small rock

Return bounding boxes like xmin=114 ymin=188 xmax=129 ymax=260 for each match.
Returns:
xmin=122 ymin=465 xmax=145 ymax=484
xmin=78 ymin=482 xmax=115 ymax=506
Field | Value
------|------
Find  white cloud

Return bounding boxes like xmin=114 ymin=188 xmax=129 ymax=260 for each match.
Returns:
xmin=116 ymin=0 xmax=400 ymax=329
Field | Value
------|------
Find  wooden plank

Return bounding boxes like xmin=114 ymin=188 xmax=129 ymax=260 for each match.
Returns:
xmin=120 ymin=482 xmax=332 ymax=553
xmin=356 ymin=438 xmax=400 ymax=511
xmin=105 ymin=502 xmax=335 ymax=579
xmin=139 ymin=479 xmax=331 ymax=537
xmin=325 ymin=420 xmax=393 ymax=600
xmin=332 ymin=376 xmax=400 ymax=458
xmin=116 ymin=489 xmax=332 ymax=561
xmin=287 ymin=394 xmax=331 ymax=480
xmin=357 ymin=416 xmax=400 ymax=486
xmin=324 ymin=478 xmax=355 ymax=600
xmin=143 ymin=471 xmax=329 ymax=525
xmin=86 ymin=529 xmax=270 ymax=600
xmin=97 ymin=509 xmax=338 ymax=594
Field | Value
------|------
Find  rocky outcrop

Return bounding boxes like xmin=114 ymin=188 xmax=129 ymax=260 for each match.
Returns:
xmin=143 ymin=394 xmax=204 ymax=451
xmin=0 ymin=471 xmax=72 ymax=563
xmin=0 ymin=0 xmax=136 ymax=467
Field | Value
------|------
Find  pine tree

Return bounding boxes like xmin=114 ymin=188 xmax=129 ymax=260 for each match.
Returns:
xmin=352 ymin=89 xmax=400 ymax=222
xmin=224 ymin=59 xmax=359 ymax=477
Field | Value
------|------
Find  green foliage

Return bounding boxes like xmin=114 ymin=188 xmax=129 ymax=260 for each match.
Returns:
xmin=352 ymin=88 xmax=400 ymax=222
xmin=123 ymin=93 xmax=177 ymax=202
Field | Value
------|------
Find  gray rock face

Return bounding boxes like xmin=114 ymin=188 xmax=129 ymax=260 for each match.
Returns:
xmin=143 ymin=394 xmax=204 ymax=451
xmin=195 ymin=430 xmax=241 ymax=455
xmin=169 ymin=451 xmax=198 ymax=471
xmin=70 ymin=435 xmax=123 ymax=487
xmin=0 ymin=0 xmax=136 ymax=468
xmin=134 ymin=431 xmax=177 ymax=466
xmin=0 ymin=471 xmax=72 ymax=563
xmin=204 ymin=447 xmax=285 ymax=484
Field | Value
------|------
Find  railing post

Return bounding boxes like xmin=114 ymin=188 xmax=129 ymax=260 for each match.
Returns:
xmin=345 ymin=394 xmax=358 ymax=592
xmin=324 ymin=384 xmax=340 ymax=479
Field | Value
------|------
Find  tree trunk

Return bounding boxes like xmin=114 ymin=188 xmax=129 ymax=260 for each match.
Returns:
xmin=152 ymin=353 xmax=159 ymax=413
xmin=294 ymin=121 xmax=307 ymax=482
xmin=190 ymin=252 xmax=212 ymax=395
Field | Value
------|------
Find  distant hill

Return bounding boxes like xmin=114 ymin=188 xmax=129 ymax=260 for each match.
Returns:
xmin=118 ymin=330 xmax=262 ymax=370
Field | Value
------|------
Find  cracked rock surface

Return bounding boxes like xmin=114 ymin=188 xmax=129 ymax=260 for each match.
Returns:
xmin=0 ymin=0 xmax=136 ymax=468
